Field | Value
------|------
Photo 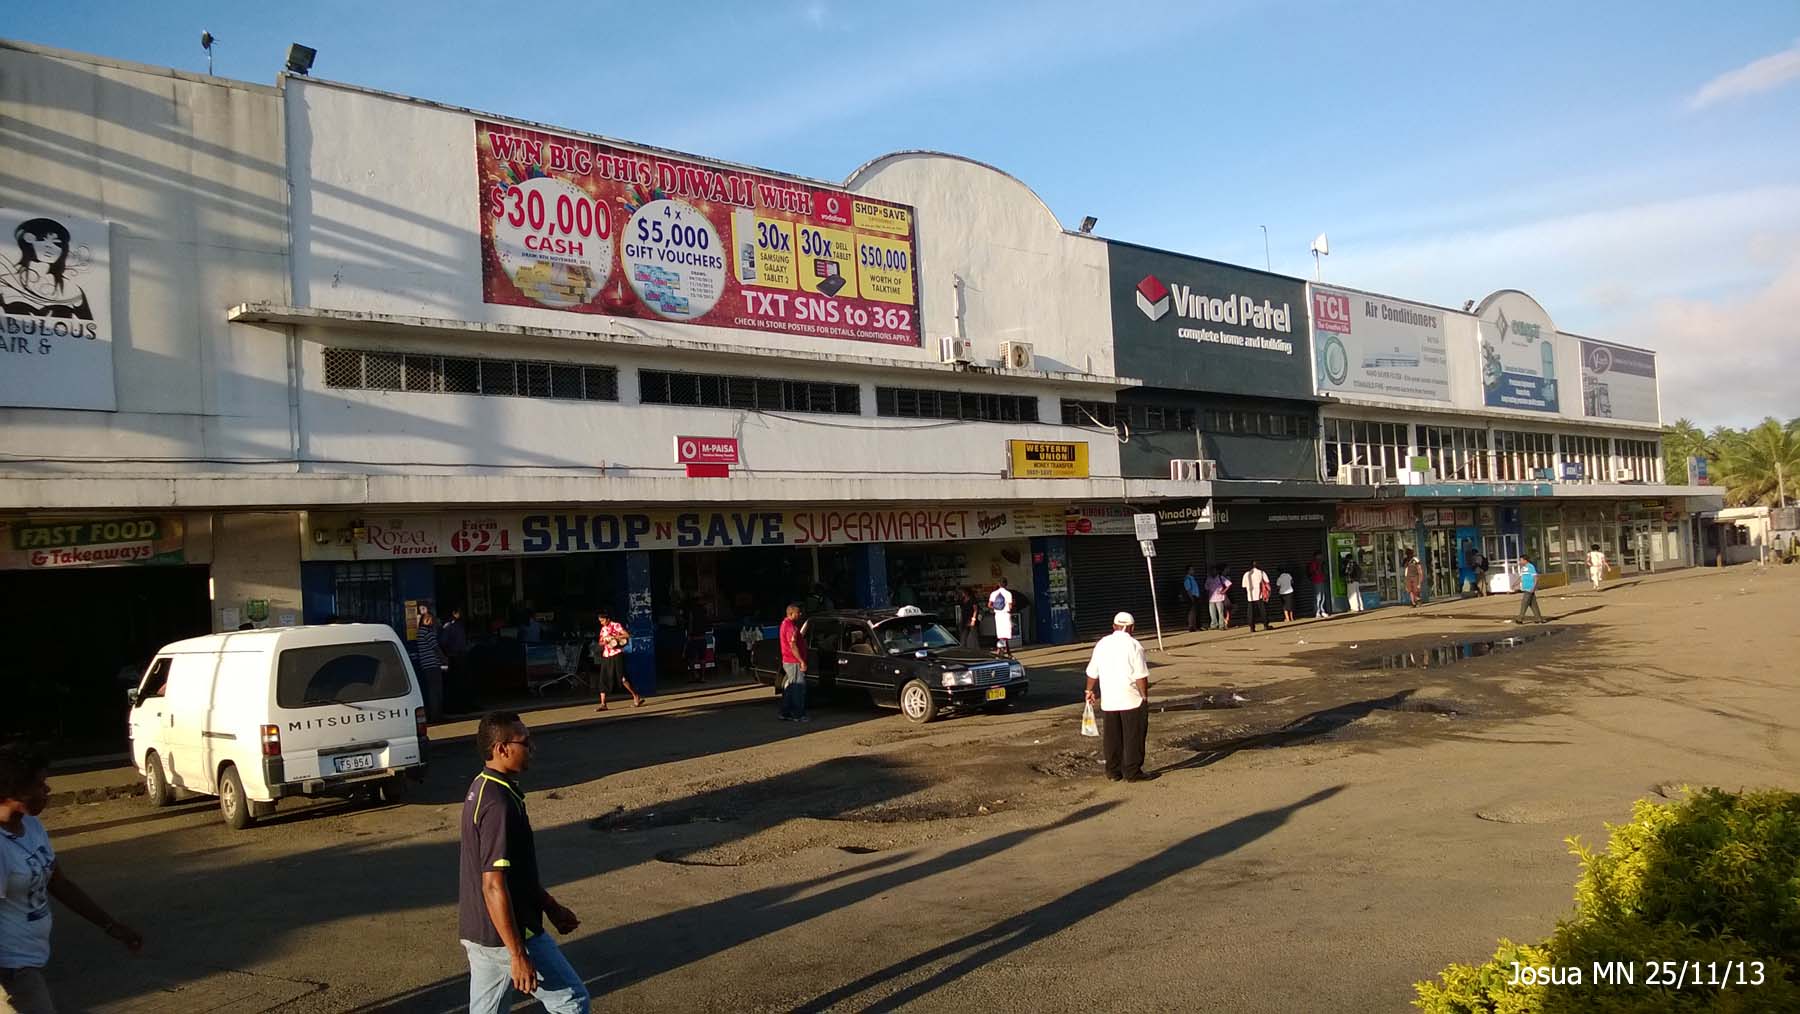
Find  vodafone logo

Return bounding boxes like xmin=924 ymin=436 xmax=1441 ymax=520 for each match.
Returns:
xmin=680 ymin=439 xmax=699 ymax=459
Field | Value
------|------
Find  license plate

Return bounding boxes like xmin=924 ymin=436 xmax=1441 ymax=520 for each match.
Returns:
xmin=985 ymin=687 xmax=1007 ymax=702
xmin=333 ymin=753 xmax=374 ymax=773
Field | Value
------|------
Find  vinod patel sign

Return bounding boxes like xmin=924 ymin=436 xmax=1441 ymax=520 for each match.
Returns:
xmin=307 ymin=507 xmax=1069 ymax=560
xmin=1108 ymin=241 xmax=1312 ymax=399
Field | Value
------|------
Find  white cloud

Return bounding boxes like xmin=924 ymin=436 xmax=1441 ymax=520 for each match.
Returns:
xmin=1629 ymin=253 xmax=1800 ymax=426
xmin=1688 ymin=38 xmax=1800 ymax=111
xmin=802 ymin=0 xmax=828 ymax=28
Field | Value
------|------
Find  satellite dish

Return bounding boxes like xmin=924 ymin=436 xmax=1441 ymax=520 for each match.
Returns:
xmin=1310 ymin=233 xmax=1330 ymax=256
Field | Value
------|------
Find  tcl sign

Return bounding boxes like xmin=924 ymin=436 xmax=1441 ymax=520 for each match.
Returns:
xmin=674 ymin=436 xmax=740 ymax=465
xmin=1312 ymin=289 xmax=1352 ymax=334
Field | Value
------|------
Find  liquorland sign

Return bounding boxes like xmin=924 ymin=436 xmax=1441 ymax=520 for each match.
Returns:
xmin=1108 ymin=242 xmax=1312 ymax=399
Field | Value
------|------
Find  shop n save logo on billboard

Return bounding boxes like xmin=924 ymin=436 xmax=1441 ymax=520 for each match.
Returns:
xmin=476 ymin=122 xmax=921 ymax=347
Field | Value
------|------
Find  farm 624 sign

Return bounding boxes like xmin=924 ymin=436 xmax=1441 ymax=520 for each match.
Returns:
xmin=477 ymin=121 xmax=922 ymax=347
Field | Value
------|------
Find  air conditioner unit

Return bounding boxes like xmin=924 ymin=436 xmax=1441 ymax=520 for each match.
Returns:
xmin=1168 ymin=458 xmax=1219 ymax=481
xmin=1336 ymin=464 xmax=1379 ymax=486
xmin=1614 ymin=468 xmax=1637 ymax=483
xmin=938 ymin=336 xmax=974 ymax=365
xmin=999 ymin=340 xmax=1036 ymax=371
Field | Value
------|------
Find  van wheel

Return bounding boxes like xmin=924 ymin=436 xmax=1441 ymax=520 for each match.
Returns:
xmin=218 ymin=765 xmax=254 ymax=830
xmin=143 ymin=752 xmax=173 ymax=808
xmin=899 ymin=680 xmax=939 ymax=725
xmin=376 ymin=775 xmax=409 ymax=805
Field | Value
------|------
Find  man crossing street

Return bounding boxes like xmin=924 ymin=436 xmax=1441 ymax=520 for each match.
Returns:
xmin=1085 ymin=613 xmax=1154 ymax=782
xmin=1515 ymin=553 xmax=1545 ymax=624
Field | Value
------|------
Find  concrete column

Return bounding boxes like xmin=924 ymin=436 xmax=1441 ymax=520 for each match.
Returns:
xmin=853 ymin=544 xmax=890 ymax=609
xmin=623 ymin=550 xmax=656 ymax=694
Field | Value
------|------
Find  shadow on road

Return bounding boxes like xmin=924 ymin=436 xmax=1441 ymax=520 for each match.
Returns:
xmin=1158 ymin=693 xmax=1418 ymax=773
xmin=355 ymin=800 xmax=1125 ymax=1012
xmin=792 ymin=785 xmax=1347 ymax=1012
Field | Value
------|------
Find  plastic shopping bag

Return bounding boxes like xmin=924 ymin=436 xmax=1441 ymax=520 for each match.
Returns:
xmin=1080 ymin=701 xmax=1100 ymax=738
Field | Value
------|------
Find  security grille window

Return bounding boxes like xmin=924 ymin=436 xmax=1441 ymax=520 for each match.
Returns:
xmin=1559 ymin=434 xmax=1611 ymax=482
xmin=323 ymin=348 xmax=617 ymax=402
xmin=639 ymin=369 xmax=861 ymax=416
xmin=876 ymin=387 xmax=1040 ymax=422
xmin=1419 ymin=425 xmax=1490 ymax=481
xmin=1204 ymin=409 xmax=1308 ymax=438
xmin=1494 ymin=429 xmax=1556 ymax=481
xmin=1321 ymin=418 xmax=1410 ymax=482
xmin=1061 ymin=400 xmax=1118 ymax=428
xmin=1132 ymin=405 xmax=1198 ymax=432
xmin=1615 ymin=438 xmax=1661 ymax=483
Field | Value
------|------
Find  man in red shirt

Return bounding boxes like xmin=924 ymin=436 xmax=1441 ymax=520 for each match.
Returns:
xmin=593 ymin=607 xmax=642 ymax=711
xmin=778 ymin=603 xmax=809 ymax=722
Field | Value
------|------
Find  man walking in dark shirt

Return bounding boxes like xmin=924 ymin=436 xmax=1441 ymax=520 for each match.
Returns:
xmin=458 ymin=712 xmax=588 ymax=1013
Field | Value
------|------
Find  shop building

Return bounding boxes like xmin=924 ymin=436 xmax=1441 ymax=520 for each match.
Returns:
xmin=1311 ymin=285 xmax=1718 ymax=606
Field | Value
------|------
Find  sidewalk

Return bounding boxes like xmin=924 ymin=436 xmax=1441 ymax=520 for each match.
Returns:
xmin=46 ymin=675 xmax=767 ymax=807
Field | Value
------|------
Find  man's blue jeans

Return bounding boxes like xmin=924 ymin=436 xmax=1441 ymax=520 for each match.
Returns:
xmin=780 ymin=664 xmax=808 ymax=719
xmin=1313 ymin=583 xmax=1330 ymax=617
xmin=463 ymin=934 xmax=590 ymax=1014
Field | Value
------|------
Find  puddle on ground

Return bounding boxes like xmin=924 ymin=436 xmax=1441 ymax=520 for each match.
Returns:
xmin=1155 ymin=692 xmax=1252 ymax=713
xmin=1356 ymin=627 xmax=1568 ymax=670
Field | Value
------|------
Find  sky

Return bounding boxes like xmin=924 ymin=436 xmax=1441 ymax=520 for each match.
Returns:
xmin=12 ymin=1 xmax=1799 ymax=427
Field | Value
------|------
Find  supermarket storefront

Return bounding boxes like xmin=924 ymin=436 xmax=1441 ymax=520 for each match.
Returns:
xmin=300 ymin=504 xmax=1076 ymax=694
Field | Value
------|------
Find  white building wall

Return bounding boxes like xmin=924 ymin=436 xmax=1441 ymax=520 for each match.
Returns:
xmin=209 ymin=512 xmax=303 ymax=632
xmin=0 ymin=42 xmax=293 ymax=473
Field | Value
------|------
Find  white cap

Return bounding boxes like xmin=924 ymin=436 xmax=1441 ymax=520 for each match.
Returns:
xmin=1113 ymin=612 xmax=1135 ymax=626
xmin=895 ymin=605 xmax=924 ymax=617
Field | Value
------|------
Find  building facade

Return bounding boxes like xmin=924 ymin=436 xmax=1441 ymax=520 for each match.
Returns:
xmin=1 ymin=39 xmax=1718 ymax=754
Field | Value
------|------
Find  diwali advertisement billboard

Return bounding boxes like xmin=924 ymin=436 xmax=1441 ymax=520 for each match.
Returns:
xmin=476 ymin=121 xmax=922 ymax=347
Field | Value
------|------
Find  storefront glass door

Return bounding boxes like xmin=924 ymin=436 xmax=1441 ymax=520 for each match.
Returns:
xmin=1426 ymin=528 xmax=1458 ymax=597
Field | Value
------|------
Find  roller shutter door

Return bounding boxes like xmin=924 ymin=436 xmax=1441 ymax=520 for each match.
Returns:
xmin=1211 ymin=527 xmax=1329 ymax=622
xmin=1067 ymin=532 xmax=1209 ymax=641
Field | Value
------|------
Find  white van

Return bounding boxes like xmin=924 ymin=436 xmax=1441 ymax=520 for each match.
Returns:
xmin=127 ymin=624 xmax=429 ymax=829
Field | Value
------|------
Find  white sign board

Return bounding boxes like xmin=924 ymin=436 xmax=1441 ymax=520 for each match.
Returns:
xmin=1139 ymin=539 xmax=1157 ymax=558
xmin=0 ymin=209 xmax=115 ymax=410
xmin=1311 ymin=285 xmax=1450 ymax=404
xmin=1133 ymin=513 xmax=1159 ymax=541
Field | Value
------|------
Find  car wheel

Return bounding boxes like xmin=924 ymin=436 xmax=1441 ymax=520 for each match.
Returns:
xmin=144 ymin=752 xmax=172 ymax=808
xmin=218 ymin=764 xmax=254 ymax=830
xmin=899 ymin=679 xmax=938 ymax=724
xmin=376 ymin=774 xmax=409 ymax=805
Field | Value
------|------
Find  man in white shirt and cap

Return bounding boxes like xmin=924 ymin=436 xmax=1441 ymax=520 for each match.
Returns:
xmin=1084 ymin=612 xmax=1155 ymax=782
xmin=987 ymin=578 xmax=1015 ymax=657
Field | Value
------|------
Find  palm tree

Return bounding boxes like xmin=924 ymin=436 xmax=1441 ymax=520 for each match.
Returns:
xmin=1662 ymin=418 xmax=1711 ymax=483
xmin=1715 ymin=417 xmax=1800 ymax=506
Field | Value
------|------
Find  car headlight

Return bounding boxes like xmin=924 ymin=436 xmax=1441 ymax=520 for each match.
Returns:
xmin=941 ymin=672 xmax=958 ymax=688
xmin=958 ymin=672 xmax=975 ymax=686
xmin=1008 ymin=662 xmax=1025 ymax=681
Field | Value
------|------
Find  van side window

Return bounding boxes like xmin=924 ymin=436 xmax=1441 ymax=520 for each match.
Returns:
xmin=137 ymin=658 xmax=172 ymax=702
xmin=277 ymin=642 xmax=411 ymax=709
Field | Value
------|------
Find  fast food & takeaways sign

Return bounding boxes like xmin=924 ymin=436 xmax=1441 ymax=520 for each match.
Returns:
xmin=476 ymin=122 xmax=922 ymax=347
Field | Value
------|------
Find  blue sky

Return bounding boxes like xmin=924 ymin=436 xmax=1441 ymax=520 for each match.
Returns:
xmin=13 ymin=1 xmax=1799 ymax=425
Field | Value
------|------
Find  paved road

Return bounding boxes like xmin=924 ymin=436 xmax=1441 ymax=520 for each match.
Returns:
xmin=35 ymin=566 xmax=1800 ymax=1012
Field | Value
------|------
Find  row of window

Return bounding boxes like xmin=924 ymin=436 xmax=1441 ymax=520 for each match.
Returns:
xmin=323 ymin=349 xmax=620 ymax=402
xmin=326 ymin=351 xmax=1043 ymax=423
xmin=1059 ymin=400 xmax=1309 ymax=437
xmin=1325 ymin=416 xmax=1663 ymax=483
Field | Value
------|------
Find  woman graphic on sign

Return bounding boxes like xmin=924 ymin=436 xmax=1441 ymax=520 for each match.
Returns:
xmin=1 ymin=217 xmax=94 ymax=319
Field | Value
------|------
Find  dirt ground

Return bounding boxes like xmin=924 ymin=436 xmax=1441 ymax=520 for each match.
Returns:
xmin=32 ymin=564 xmax=1800 ymax=1012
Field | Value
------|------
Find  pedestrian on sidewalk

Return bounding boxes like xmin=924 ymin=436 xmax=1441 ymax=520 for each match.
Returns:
xmin=441 ymin=607 xmax=475 ymax=715
xmin=459 ymin=713 xmax=587 ymax=1014
xmin=1344 ymin=552 xmax=1366 ymax=612
xmin=1181 ymin=566 xmax=1203 ymax=633
xmin=1205 ymin=566 xmax=1232 ymax=630
xmin=414 ymin=605 xmax=447 ymax=720
xmin=1242 ymin=561 xmax=1274 ymax=631
xmin=777 ymin=603 xmax=809 ymax=722
xmin=1586 ymin=543 xmax=1608 ymax=591
xmin=1084 ymin=612 xmax=1153 ymax=783
xmin=1 ymin=745 xmax=143 ymax=1014
xmin=1404 ymin=551 xmax=1424 ymax=607
xmin=1515 ymin=553 xmax=1545 ymax=624
xmin=1308 ymin=552 xmax=1330 ymax=617
xmin=988 ymin=578 xmax=1015 ymax=658
xmin=957 ymin=588 xmax=981 ymax=650
xmin=1276 ymin=567 xmax=1296 ymax=622
xmin=1473 ymin=548 xmax=1491 ymax=597
xmin=593 ymin=607 xmax=643 ymax=712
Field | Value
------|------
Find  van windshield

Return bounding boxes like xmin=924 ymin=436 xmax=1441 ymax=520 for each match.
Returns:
xmin=276 ymin=642 xmax=412 ymax=709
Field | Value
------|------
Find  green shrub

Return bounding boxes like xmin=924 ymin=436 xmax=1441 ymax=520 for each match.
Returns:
xmin=1415 ymin=788 xmax=1800 ymax=1013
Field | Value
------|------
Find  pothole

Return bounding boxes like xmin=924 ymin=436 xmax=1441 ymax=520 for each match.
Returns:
xmin=837 ymin=845 xmax=881 ymax=854
xmin=1033 ymin=750 xmax=1097 ymax=778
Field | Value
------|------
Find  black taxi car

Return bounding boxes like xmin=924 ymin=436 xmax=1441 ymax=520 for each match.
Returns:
xmin=752 ymin=608 xmax=1028 ymax=723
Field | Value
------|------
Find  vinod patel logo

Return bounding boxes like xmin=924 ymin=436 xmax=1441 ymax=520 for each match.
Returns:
xmin=1135 ymin=275 xmax=1171 ymax=321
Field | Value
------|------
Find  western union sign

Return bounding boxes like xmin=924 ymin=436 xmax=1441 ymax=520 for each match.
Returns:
xmin=1008 ymin=440 xmax=1089 ymax=479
